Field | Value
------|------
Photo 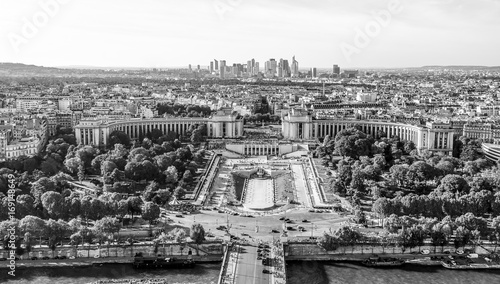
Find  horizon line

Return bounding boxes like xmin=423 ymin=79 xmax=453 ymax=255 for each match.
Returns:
xmin=2 ymin=62 xmax=500 ymax=71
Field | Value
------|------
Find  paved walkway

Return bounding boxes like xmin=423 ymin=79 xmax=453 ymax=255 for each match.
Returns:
xmin=291 ymin=164 xmax=311 ymax=207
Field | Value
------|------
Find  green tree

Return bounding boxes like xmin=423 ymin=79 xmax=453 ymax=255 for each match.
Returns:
xmin=174 ymin=186 xmax=186 ymax=200
xmin=141 ymin=202 xmax=160 ymax=232
xmin=93 ymin=217 xmax=122 ymax=256
xmin=19 ymin=215 xmax=47 ymax=246
xmin=127 ymin=196 xmax=143 ymax=219
xmin=45 ymin=219 xmax=70 ymax=258
xmin=164 ymin=166 xmax=178 ymax=184
xmin=109 ymin=130 xmax=131 ymax=147
xmin=490 ymin=217 xmax=500 ymax=253
xmin=430 ymin=224 xmax=449 ymax=253
xmin=454 ymin=226 xmax=472 ymax=251
xmin=153 ymin=188 xmax=172 ymax=206
xmin=41 ymin=191 xmax=65 ymax=219
xmin=182 ymin=170 xmax=193 ymax=183
xmin=317 ymin=233 xmax=339 ymax=251
xmin=436 ymin=174 xmax=470 ymax=195
xmin=190 ymin=223 xmax=206 ymax=255
xmin=101 ymin=161 xmax=118 ymax=177
xmin=334 ymin=128 xmax=374 ymax=159
xmin=372 ymin=197 xmax=391 ymax=228
xmin=190 ymin=129 xmax=203 ymax=144
xmin=333 ymin=225 xmax=362 ymax=254
xmin=77 ymin=164 xmax=85 ymax=182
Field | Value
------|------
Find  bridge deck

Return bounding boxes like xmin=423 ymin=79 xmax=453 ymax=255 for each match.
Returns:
xmin=219 ymin=242 xmax=287 ymax=284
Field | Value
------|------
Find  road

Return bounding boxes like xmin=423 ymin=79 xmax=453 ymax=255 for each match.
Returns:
xmin=233 ymin=245 xmax=271 ymax=284
xmin=169 ymin=208 xmax=352 ymax=242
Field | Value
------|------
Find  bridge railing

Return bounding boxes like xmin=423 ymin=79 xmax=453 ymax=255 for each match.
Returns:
xmin=217 ymin=243 xmax=231 ymax=284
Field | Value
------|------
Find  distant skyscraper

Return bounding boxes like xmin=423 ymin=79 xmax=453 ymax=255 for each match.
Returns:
xmin=210 ymin=61 xmax=214 ymax=73
xmin=197 ymin=65 xmax=200 ymax=71
xmin=214 ymin=59 xmax=218 ymax=71
xmin=247 ymin=60 xmax=252 ymax=75
xmin=310 ymin=67 xmax=317 ymax=78
xmin=281 ymin=59 xmax=290 ymax=77
xmin=291 ymin=56 xmax=299 ymax=77
xmin=219 ymin=60 xmax=226 ymax=78
xmin=333 ymin=64 xmax=340 ymax=75
xmin=278 ymin=59 xmax=283 ymax=77
xmin=188 ymin=64 xmax=192 ymax=71
xmin=265 ymin=58 xmax=277 ymax=77
xmin=254 ymin=62 xmax=259 ymax=74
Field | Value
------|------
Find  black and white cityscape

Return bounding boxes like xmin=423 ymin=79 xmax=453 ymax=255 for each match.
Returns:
xmin=1 ymin=1 xmax=500 ymax=284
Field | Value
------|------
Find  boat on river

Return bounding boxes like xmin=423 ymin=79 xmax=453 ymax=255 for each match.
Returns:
xmin=133 ymin=253 xmax=195 ymax=269
xmin=362 ymin=257 xmax=405 ymax=267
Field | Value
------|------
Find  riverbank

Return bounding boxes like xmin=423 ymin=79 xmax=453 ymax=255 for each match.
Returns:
xmin=287 ymin=261 xmax=500 ymax=284
xmin=0 ymin=255 xmax=223 ymax=269
xmin=285 ymin=252 xmax=499 ymax=268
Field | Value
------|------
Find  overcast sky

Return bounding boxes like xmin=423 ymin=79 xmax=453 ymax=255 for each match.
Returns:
xmin=1 ymin=0 xmax=499 ymax=69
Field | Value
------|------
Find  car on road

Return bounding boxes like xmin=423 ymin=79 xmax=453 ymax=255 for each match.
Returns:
xmin=217 ymin=210 xmax=225 ymax=213
xmin=262 ymin=269 xmax=270 ymax=274
xmin=279 ymin=217 xmax=285 ymax=221
xmin=206 ymin=232 xmax=215 ymax=237
xmin=42 ymin=256 xmax=50 ymax=260
xmin=271 ymin=229 xmax=279 ymax=233
xmin=216 ymin=225 xmax=227 ymax=231
xmin=31 ymin=256 xmax=38 ymax=260
xmin=302 ymin=219 xmax=308 ymax=223
xmin=175 ymin=214 xmax=183 ymax=218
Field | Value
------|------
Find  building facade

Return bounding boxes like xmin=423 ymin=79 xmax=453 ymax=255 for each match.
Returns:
xmin=75 ymin=108 xmax=243 ymax=147
xmin=281 ymin=109 xmax=455 ymax=154
xmin=0 ymin=127 xmax=40 ymax=161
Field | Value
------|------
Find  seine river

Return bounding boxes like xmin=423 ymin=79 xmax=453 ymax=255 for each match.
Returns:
xmin=2 ymin=262 xmax=500 ymax=284
xmin=287 ymin=261 xmax=500 ymax=284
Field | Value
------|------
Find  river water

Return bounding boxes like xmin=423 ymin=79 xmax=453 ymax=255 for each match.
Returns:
xmin=287 ymin=261 xmax=500 ymax=284
xmin=0 ymin=263 xmax=220 ymax=284
xmin=2 ymin=262 xmax=500 ymax=284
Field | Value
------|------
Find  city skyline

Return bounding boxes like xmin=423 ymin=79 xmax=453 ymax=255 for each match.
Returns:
xmin=1 ymin=0 xmax=500 ymax=69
